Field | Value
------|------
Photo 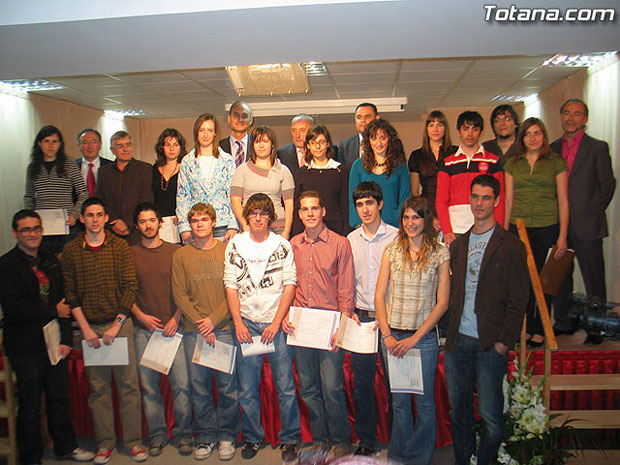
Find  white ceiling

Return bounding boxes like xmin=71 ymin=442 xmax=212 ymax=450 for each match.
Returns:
xmin=1 ymin=1 xmax=617 ymax=121
xmin=30 ymin=55 xmax=579 ymax=119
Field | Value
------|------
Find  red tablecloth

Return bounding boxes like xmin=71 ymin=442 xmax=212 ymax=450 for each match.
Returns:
xmin=44 ymin=349 xmax=620 ymax=447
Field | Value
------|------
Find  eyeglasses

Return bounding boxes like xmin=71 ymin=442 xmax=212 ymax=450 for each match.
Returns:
xmin=17 ymin=226 xmax=43 ymax=234
xmin=247 ymin=211 xmax=270 ymax=218
xmin=308 ymin=139 xmax=328 ymax=147
xmin=494 ymin=116 xmax=513 ymax=124
xmin=231 ymin=111 xmax=250 ymax=121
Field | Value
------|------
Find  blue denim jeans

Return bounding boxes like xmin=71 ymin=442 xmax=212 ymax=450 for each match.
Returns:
xmin=351 ymin=312 xmax=379 ymax=450
xmin=134 ymin=327 xmax=192 ymax=444
xmin=11 ymin=355 xmax=77 ymax=465
xmin=382 ymin=329 xmax=439 ymax=465
xmin=184 ymin=330 xmax=239 ymax=443
xmin=294 ymin=346 xmax=350 ymax=446
xmin=445 ymin=333 xmax=509 ymax=465
xmin=235 ymin=318 xmax=300 ymax=443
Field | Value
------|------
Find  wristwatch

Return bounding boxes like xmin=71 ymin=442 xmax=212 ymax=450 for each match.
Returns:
xmin=115 ymin=315 xmax=126 ymax=325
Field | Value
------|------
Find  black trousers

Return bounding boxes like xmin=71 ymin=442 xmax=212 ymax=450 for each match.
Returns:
xmin=10 ymin=353 xmax=77 ymax=465
xmin=509 ymin=223 xmax=559 ymax=336
xmin=553 ymin=222 xmax=607 ymax=331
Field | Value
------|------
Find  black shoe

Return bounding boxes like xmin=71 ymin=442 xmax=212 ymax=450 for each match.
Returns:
xmin=280 ymin=443 xmax=299 ymax=462
xmin=354 ymin=445 xmax=376 ymax=456
xmin=584 ymin=333 xmax=604 ymax=346
xmin=241 ymin=442 xmax=261 ymax=460
xmin=553 ymin=327 xmax=575 ymax=336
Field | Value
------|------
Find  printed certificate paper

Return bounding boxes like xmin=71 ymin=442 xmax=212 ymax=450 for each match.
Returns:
xmin=286 ymin=306 xmax=339 ymax=351
xmin=160 ymin=216 xmax=180 ymax=243
xmin=36 ymin=208 xmax=69 ymax=236
xmin=42 ymin=319 xmax=61 ymax=366
xmin=387 ymin=348 xmax=424 ymax=394
xmin=335 ymin=316 xmax=378 ymax=354
xmin=139 ymin=329 xmax=183 ymax=375
xmin=192 ymin=337 xmax=237 ymax=375
xmin=240 ymin=336 xmax=275 ymax=357
xmin=82 ymin=337 xmax=129 ymax=366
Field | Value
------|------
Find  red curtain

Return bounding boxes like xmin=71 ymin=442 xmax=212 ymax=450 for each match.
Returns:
xmin=55 ymin=350 xmax=620 ymax=447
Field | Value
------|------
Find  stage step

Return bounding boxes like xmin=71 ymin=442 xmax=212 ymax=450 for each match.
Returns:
xmin=531 ymin=374 xmax=620 ymax=390
xmin=566 ymin=449 xmax=620 ymax=464
xmin=548 ymin=410 xmax=620 ymax=428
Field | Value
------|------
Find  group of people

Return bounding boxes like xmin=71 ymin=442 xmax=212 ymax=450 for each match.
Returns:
xmin=1 ymin=97 xmax=615 ymax=465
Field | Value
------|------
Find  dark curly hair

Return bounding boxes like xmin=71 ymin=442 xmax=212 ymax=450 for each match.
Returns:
xmin=361 ymin=119 xmax=405 ymax=178
xmin=27 ymin=125 xmax=68 ymax=179
xmin=154 ymin=128 xmax=187 ymax=166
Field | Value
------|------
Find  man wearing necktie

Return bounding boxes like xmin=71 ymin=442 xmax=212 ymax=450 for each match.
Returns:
xmin=76 ymin=129 xmax=112 ymax=197
xmin=277 ymin=113 xmax=315 ymax=177
xmin=218 ymin=101 xmax=254 ymax=167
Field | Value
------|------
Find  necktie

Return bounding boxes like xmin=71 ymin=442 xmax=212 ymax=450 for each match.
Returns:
xmin=235 ymin=140 xmax=244 ymax=167
xmin=87 ymin=163 xmax=96 ymax=197
xmin=298 ymin=148 xmax=306 ymax=167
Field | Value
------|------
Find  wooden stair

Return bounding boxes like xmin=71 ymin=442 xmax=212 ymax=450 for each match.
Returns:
xmin=516 ymin=219 xmax=620 ymax=430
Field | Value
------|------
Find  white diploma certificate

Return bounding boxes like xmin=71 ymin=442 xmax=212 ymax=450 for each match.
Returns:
xmin=42 ymin=319 xmax=61 ymax=366
xmin=82 ymin=337 xmax=129 ymax=366
xmin=139 ymin=329 xmax=182 ymax=375
xmin=335 ymin=316 xmax=378 ymax=354
xmin=36 ymin=208 xmax=69 ymax=235
xmin=160 ymin=216 xmax=180 ymax=243
xmin=286 ymin=306 xmax=339 ymax=351
xmin=192 ymin=337 xmax=237 ymax=375
xmin=387 ymin=348 xmax=424 ymax=394
xmin=239 ymin=335 xmax=275 ymax=357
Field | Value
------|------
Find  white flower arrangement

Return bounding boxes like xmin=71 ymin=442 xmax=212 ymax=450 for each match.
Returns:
xmin=469 ymin=354 xmax=584 ymax=465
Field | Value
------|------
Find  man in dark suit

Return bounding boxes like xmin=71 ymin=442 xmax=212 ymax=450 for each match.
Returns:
xmin=337 ymin=103 xmax=379 ymax=169
xmin=550 ymin=98 xmax=616 ymax=334
xmin=76 ymin=128 xmax=112 ymax=197
xmin=218 ymin=100 xmax=254 ymax=167
xmin=276 ymin=113 xmax=315 ymax=176
xmin=445 ymin=175 xmax=529 ymax=465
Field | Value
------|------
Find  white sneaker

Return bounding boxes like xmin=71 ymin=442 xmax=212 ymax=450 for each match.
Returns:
xmin=218 ymin=441 xmax=236 ymax=461
xmin=194 ymin=443 xmax=215 ymax=460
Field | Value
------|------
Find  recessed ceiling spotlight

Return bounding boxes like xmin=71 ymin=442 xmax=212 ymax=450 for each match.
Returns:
xmin=303 ymin=62 xmax=328 ymax=77
xmin=0 ymin=79 xmax=64 ymax=92
xmin=104 ymin=109 xmax=149 ymax=120
xmin=543 ymin=51 xmax=617 ymax=67
xmin=491 ymin=94 xmax=535 ymax=103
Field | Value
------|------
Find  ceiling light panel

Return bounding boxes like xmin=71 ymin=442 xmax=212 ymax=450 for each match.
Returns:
xmin=226 ymin=63 xmax=309 ymax=96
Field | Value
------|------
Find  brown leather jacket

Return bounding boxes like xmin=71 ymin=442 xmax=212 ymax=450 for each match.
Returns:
xmin=445 ymin=224 xmax=529 ymax=352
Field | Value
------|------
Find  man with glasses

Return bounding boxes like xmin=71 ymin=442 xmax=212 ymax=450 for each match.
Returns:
xmin=219 ymin=101 xmax=254 ymax=167
xmin=0 ymin=210 xmax=94 ymax=465
xmin=224 ymin=194 xmax=301 ymax=462
xmin=96 ymin=130 xmax=153 ymax=244
xmin=483 ymin=104 xmax=519 ymax=166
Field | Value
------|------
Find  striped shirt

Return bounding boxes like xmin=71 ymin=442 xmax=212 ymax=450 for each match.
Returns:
xmin=24 ymin=159 xmax=88 ymax=220
xmin=61 ymin=231 xmax=137 ymax=323
xmin=384 ymin=241 xmax=450 ymax=330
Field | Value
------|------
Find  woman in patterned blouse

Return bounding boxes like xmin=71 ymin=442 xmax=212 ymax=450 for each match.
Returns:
xmin=176 ymin=114 xmax=237 ymax=244
xmin=374 ymin=196 xmax=450 ymax=465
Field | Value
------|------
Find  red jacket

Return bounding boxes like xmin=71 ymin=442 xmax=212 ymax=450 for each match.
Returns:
xmin=436 ymin=147 xmax=504 ymax=235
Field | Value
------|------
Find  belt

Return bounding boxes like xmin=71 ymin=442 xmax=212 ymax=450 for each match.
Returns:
xmin=355 ymin=308 xmax=375 ymax=319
